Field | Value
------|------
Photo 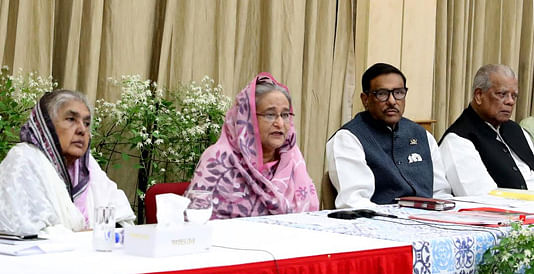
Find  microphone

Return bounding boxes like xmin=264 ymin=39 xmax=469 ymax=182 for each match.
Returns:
xmin=327 ymin=209 xmax=398 ymax=220
xmin=358 ymin=209 xmax=398 ymax=218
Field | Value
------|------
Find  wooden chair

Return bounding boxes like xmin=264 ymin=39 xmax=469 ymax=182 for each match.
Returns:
xmin=320 ymin=172 xmax=338 ymax=210
xmin=144 ymin=182 xmax=191 ymax=224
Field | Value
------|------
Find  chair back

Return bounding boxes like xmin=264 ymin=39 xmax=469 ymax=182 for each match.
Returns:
xmin=320 ymin=172 xmax=337 ymax=210
xmin=520 ymin=116 xmax=534 ymax=144
xmin=145 ymin=182 xmax=191 ymax=224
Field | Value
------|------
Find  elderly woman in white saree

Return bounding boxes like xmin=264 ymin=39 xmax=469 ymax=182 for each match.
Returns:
xmin=0 ymin=90 xmax=135 ymax=234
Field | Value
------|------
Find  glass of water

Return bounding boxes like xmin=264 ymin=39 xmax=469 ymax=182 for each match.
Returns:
xmin=185 ymin=190 xmax=213 ymax=224
xmin=93 ymin=206 xmax=115 ymax=252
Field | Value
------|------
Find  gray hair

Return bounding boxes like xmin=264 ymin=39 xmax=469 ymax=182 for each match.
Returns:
xmin=472 ymin=64 xmax=516 ymax=93
xmin=44 ymin=89 xmax=93 ymax=122
xmin=255 ymin=82 xmax=292 ymax=107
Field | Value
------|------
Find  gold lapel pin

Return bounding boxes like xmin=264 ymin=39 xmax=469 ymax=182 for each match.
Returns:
xmin=409 ymin=138 xmax=418 ymax=145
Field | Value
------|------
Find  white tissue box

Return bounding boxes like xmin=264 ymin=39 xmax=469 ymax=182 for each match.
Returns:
xmin=123 ymin=223 xmax=212 ymax=257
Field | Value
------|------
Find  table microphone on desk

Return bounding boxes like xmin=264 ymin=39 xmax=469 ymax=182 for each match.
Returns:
xmin=327 ymin=209 xmax=398 ymax=220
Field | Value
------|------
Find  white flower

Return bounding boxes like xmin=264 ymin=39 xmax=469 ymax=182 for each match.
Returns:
xmin=90 ymin=74 xmax=230 ymax=202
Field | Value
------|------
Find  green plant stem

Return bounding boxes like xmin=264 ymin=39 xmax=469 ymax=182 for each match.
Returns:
xmin=104 ymin=122 xmax=130 ymax=172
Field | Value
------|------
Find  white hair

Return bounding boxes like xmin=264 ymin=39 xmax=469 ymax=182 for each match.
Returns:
xmin=44 ymin=89 xmax=93 ymax=121
xmin=255 ymin=82 xmax=292 ymax=107
xmin=472 ymin=64 xmax=516 ymax=93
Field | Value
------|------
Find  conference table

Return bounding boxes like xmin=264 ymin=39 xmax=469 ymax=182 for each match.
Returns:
xmin=2 ymin=203 xmax=516 ymax=274
xmin=246 ymin=205 xmax=509 ymax=273
xmin=2 ymin=216 xmax=412 ymax=274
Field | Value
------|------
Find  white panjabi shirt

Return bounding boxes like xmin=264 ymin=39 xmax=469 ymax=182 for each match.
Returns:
xmin=439 ymin=126 xmax=534 ymax=196
xmin=326 ymin=129 xmax=452 ymax=209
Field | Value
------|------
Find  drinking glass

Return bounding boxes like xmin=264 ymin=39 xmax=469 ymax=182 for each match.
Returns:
xmin=185 ymin=190 xmax=213 ymax=224
xmin=93 ymin=206 xmax=115 ymax=251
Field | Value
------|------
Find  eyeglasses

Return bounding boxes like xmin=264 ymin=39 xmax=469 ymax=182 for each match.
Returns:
xmin=367 ymin=88 xmax=408 ymax=102
xmin=256 ymin=112 xmax=294 ymax=123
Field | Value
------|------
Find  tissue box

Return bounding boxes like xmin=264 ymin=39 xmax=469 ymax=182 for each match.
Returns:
xmin=124 ymin=223 xmax=212 ymax=257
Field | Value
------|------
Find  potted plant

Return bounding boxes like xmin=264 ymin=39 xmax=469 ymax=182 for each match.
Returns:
xmin=0 ymin=66 xmax=56 ymax=160
xmin=91 ymin=75 xmax=229 ymax=223
xmin=479 ymin=222 xmax=534 ymax=273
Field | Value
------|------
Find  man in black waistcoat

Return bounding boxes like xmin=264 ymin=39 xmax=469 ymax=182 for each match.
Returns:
xmin=439 ymin=64 xmax=534 ymax=196
xmin=326 ymin=63 xmax=452 ymax=208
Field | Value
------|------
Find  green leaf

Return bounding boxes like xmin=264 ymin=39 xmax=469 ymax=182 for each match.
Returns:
xmin=136 ymin=189 xmax=145 ymax=200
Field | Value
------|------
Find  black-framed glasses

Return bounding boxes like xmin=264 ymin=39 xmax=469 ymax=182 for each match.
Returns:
xmin=367 ymin=88 xmax=408 ymax=102
xmin=257 ymin=112 xmax=294 ymax=123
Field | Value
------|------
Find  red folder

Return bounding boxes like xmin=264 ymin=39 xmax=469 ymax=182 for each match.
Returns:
xmin=409 ymin=207 xmax=534 ymax=226
xmin=458 ymin=207 xmax=534 ymax=225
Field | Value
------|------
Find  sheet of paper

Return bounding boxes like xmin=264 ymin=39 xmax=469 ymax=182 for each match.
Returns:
xmin=451 ymin=195 xmax=534 ymax=212
xmin=0 ymin=239 xmax=74 ymax=256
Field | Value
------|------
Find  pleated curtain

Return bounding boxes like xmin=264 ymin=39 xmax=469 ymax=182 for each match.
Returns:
xmin=433 ymin=0 xmax=534 ymax=139
xmin=2 ymin=0 xmax=534 ymax=202
xmin=0 ymin=0 xmax=356 ymax=201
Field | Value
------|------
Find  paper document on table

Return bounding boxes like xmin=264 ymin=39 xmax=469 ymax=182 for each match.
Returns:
xmin=410 ymin=212 xmax=501 ymax=226
xmin=488 ymin=188 xmax=534 ymax=201
xmin=0 ymin=239 xmax=74 ymax=256
xmin=450 ymin=195 xmax=534 ymax=212
xmin=410 ymin=208 xmax=534 ymax=226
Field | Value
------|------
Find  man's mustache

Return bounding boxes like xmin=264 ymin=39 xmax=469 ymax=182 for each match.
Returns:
xmin=384 ymin=107 xmax=399 ymax=112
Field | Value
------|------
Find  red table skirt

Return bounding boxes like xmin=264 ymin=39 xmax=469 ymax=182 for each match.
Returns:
xmin=150 ymin=245 xmax=412 ymax=274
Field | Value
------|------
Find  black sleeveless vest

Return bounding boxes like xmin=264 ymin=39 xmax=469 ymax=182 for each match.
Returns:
xmin=339 ymin=111 xmax=433 ymax=204
xmin=439 ymin=105 xmax=534 ymax=190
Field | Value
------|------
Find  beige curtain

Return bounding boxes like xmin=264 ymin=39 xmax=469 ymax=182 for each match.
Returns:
xmin=7 ymin=0 xmax=534 ymax=208
xmin=433 ymin=0 xmax=534 ymax=139
xmin=0 ymin=0 xmax=356 ymax=202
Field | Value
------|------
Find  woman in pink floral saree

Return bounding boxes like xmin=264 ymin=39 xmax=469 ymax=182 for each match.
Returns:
xmin=186 ymin=72 xmax=319 ymax=219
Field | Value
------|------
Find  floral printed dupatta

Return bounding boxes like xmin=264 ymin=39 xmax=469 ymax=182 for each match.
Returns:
xmin=188 ymin=72 xmax=318 ymax=219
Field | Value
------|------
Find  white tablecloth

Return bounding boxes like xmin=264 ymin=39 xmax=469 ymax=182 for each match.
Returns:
xmin=244 ymin=205 xmax=510 ymax=273
xmin=2 ymin=218 xmax=409 ymax=274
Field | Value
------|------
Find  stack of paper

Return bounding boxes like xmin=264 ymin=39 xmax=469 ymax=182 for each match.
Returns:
xmin=0 ymin=238 xmax=74 ymax=256
xmin=409 ymin=207 xmax=534 ymax=226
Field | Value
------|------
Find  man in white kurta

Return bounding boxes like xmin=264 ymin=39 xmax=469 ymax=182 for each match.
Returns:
xmin=327 ymin=63 xmax=452 ymax=208
xmin=327 ymin=130 xmax=452 ymax=208
xmin=439 ymin=64 xmax=534 ymax=196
